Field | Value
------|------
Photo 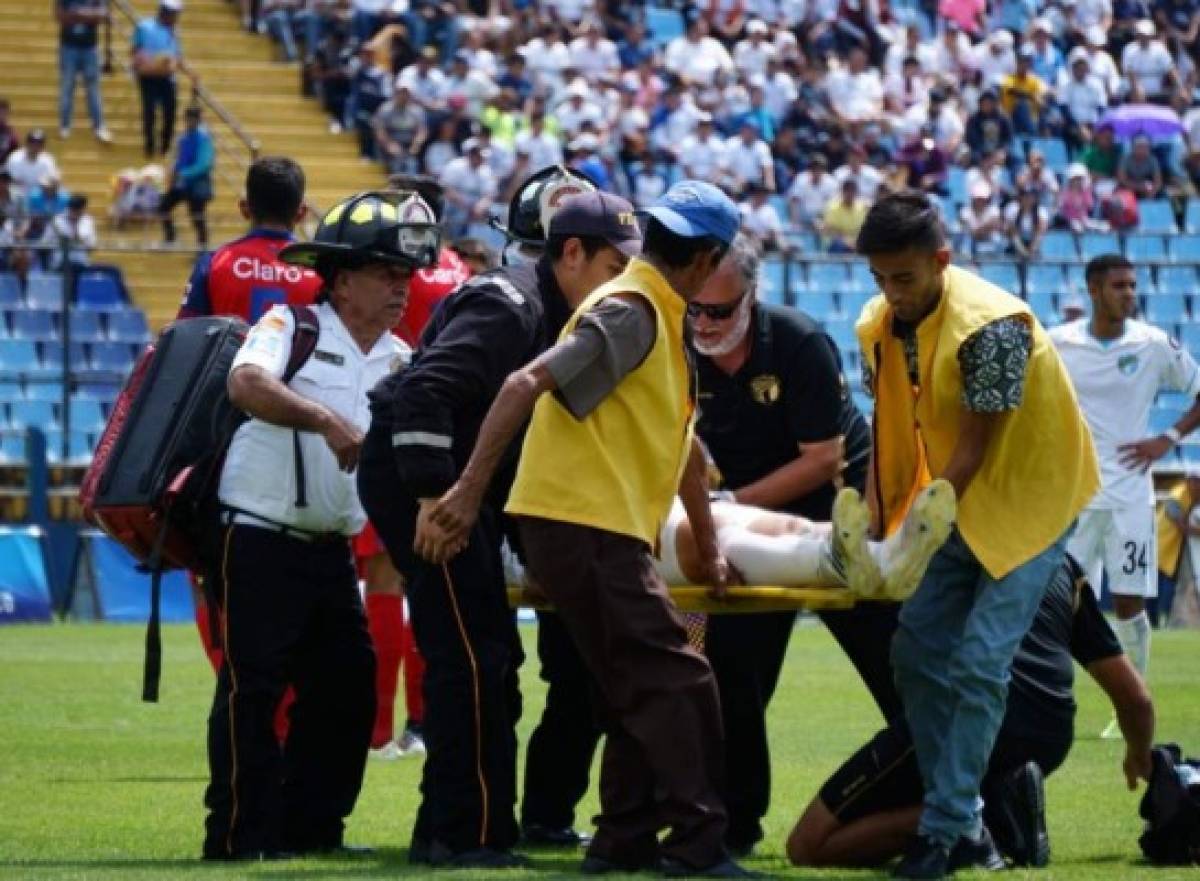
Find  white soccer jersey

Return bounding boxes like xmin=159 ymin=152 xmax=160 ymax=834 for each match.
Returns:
xmin=1050 ymin=318 xmax=1200 ymax=509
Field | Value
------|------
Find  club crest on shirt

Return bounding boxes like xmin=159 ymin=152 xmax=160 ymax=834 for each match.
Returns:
xmin=749 ymin=373 xmax=781 ymax=405
xmin=1117 ymin=354 xmax=1139 ymax=376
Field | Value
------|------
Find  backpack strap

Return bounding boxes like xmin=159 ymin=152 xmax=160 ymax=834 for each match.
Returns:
xmin=284 ymin=305 xmax=321 ymax=508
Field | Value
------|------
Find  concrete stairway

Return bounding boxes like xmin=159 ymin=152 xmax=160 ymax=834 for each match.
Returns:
xmin=1 ymin=0 xmax=384 ymax=327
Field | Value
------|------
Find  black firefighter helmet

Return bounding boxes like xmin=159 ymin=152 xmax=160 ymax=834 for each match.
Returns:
xmin=491 ymin=165 xmax=599 ymax=248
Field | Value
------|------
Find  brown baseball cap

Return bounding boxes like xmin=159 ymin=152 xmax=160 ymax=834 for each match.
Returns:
xmin=549 ymin=191 xmax=642 ymax=258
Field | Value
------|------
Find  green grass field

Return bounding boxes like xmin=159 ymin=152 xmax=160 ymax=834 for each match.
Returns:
xmin=1 ymin=621 xmax=1197 ymax=880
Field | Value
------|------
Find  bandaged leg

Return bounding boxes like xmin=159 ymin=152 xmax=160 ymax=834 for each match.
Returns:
xmin=715 ymin=523 xmax=843 ymax=587
xmin=1115 ymin=611 xmax=1151 ymax=679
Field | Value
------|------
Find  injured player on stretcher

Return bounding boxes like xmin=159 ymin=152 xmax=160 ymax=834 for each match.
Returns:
xmin=506 ymin=479 xmax=957 ymax=600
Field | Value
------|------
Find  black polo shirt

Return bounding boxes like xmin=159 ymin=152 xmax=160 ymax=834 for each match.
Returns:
xmin=694 ymin=303 xmax=872 ymax=521
xmin=58 ymin=0 xmax=102 ymax=49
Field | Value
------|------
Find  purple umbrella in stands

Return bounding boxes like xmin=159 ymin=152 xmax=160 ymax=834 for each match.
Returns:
xmin=1097 ymin=103 xmax=1184 ymax=140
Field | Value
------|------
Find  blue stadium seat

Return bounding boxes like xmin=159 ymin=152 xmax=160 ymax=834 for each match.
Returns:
xmin=645 ymin=6 xmax=685 ymax=46
xmin=947 ymin=167 xmax=967 ymax=205
xmin=75 ymin=271 xmax=125 ymax=310
xmin=1169 ymin=234 xmax=1200 ymax=262
xmin=35 ymin=341 xmax=88 ymax=382
xmin=1126 ymin=235 xmax=1167 ymax=262
xmin=1026 ymin=290 xmax=1058 ymax=324
xmin=1158 ymin=265 xmax=1197 ymax=295
xmin=1150 ymin=407 xmax=1184 ymax=436
xmin=1025 ymin=263 xmax=1066 ymax=296
xmin=66 ymin=311 xmax=105 ymax=343
xmin=0 ymin=339 xmax=38 ymax=379
xmin=848 ymin=263 xmax=876 ymax=294
xmin=0 ymin=430 xmax=25 ymax=464
xmin=75 ymin=381 xmax=121 ymax=402
xmin=1144 ymin=293 xmax=1188 ymax=324
xmin=66 ymin=398 xmax=105 ymax=433
xmin=10 ymin=309 xmax=57 ymax=341
xmin=0 ymin=273 xmax=20 ymax=308
xmin=841 ymin=288 xmax=873 ymax=319
xmin=758 ymin=258 xmax=788 ymax=306
xmin=1064 ymin=263 xmax=1088 ymax=295
xmin=1136 ymin=263 xmax=1156 ymax=294
xmin=7 ymin=400 xmax=57 ymax=430
xmin=800 ymin=289 xmax=840 ymax=319
xmin=979 ymin=262 xmax=1020 ymax=292
xmin=89 ymin=341 xmax=136 ymax=373
xmin=0 ymin=380 xmax=21 ymax=401
xmin=851 ymin=391 xmax=874 ymax=415
xmin=1186 ymin=200 xmax=1200 ymax=234
xmin=1180 ymin=324 xmax=1200 ymax=352
xmin=1159 ymin=390 xmax=1195 ymax=409
xmin=24 ymin=273 xmax=65 ymax=310
xmin=1138 ymin=199 xmax=1178 ymax=234
xmin=1040 ymin=231 xmax=1077 ymax=261
xmin=23 ymin=381 xmax=64 ymax=402
xmin=1080 ymin=232 xmax=1121 ymax=260
xmin=106 ymin=308 xmax=151 ymax=343
xmin=822 ymin=317 xmax=857 ymax=354
xmin=808 ymin=261 xmax=851 ymax=293
xmin=786 ymin=231 xmax=819 ymax=253
xmin=42 ymin=428 xmax=92 ymax=464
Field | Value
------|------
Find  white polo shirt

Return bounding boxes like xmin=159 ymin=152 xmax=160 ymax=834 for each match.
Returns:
xmin=219 ymin=302 xmax=409 ymax=535
xmin=1050 ymin=318 xmax=1200 ymax=509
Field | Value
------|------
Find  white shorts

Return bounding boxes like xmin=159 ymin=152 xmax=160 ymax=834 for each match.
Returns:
xmin=1067 ymin=506 xmax=1157 ymax=599
xmin=657 ymin=498 xmax=688 ymax=585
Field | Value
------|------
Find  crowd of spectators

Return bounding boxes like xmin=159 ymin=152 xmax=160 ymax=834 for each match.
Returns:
xmin=1 ymin=113 xmax=98 ymax=282
xmin=226 ymin=0 xmax=1200 ymax=255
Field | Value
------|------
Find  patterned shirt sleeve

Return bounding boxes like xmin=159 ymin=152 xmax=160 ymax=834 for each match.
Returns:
xmin=957 ymin=316 xmax=1033 ymax=412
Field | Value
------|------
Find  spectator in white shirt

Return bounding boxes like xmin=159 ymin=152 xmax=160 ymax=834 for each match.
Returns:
xmin=739 ymin=184 xmax=788 ymax=252
xmin=543 ymin=0 xmax=595 ymax=28
xmin=678 ymin=113 xmax=729 ymax=183
xmin=974 ymin=29 xmax=1017 ymax=86
xmin=884 ymin=23 xmax=937 ymax=77
xmin=568 ymin=21 xmax=620 ymax=81
xmin=965 ymin=148 xmax=1015 ymax=205
xmin=826 ymin=47 xmax=884 ymax=127
xmin=761 ymin=58 xmax=798 ymax=121
xmin=51 ymin=193 xmax=97 ymax=269
xmin=396 ymin=46 xmax=447 ymax=111
xmin=652 ymin=88 xmax=703 ymax=158
xmin=664 ymin=18 xmax=734 ymax=86
xmin=439 ymin=137 xmax=497 ymax=238
xmin=884 ymin=55 xmax=931 ymax=118
xmin=611 ymin=85 xmax=650 ymax=139
xmin=787 ymin=154 xmax=838 ymax=227
xmin=4 ymin=130 xmax=59 ymax=199
xmin=1071 ymin=0 xmax=1112 ymax=38
xmin=734 ymin=20 xmax=776 ymax=79
xmin=1120 ymin=19 xmax=1177 ymax=101
xmin=1085 ymin=25 xmax=1123 ymax=98
xmin=1058 ymin=48 xmax=1108 ymax=136
xmin=959 ymin=181 xmax=1005 ymax=256
xmin=930 ymin=21 xmax=976 ymax=80
xmin=522 ymin=24 xmax=572 ymax=89
xmin=444 ymin=51 xmax=497 ymax=118
xmin=723 ymin=120 xmax=776 ymax=195
xmin=514 ymin=110 xmax=563 ymax=174
xmin=555 ymin=81 xmax=605 ymax=138
xmin=458 ymin=25 xmax=497 ymax=79
xmin=833 ymin=145 xmax=883 ymax=202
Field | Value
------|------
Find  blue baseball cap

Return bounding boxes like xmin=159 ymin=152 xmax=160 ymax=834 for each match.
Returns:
xmin=639 ymin=180 xmax=739 ymax=246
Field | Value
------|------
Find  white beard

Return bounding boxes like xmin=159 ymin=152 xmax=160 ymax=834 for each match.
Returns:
xmin=692 ymin=297 xmax=753 ymax=358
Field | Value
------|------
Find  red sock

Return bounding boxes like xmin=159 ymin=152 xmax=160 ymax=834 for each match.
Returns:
xmin=367 ymin=592 xmax=404 ymax=748
xmin=401 ymin=599 xmax=425 ymax=726
xmin=274 ymin=687 xmax=294 ymax=745
xmin=193 ymin=596 xmax=224 ymax=674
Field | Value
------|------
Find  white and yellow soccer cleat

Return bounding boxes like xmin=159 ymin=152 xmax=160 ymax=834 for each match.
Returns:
xmin=881 ymin=479 xmax=957 ymax=601
xmin=831 ymin=487 xmax=884 ymax=598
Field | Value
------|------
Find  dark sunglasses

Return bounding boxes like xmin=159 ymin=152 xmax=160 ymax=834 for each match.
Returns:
xmin=687 ymin=291 xmax=748 ymax=321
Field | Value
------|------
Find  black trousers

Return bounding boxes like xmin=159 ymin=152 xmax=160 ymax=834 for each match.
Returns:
xmin=137 ymin=75 xmax=176 ymax=156
xmin=704 ymin=601 xmax=904 ymax=850
xmin=520 ymin=611 xmax=603 ymax=830
xmin=203 ymin=523 xmax=375 ymax=858
xmin=357 ymin=422 xmax=523 ymax=855
xmin=160 ymin=185 xmax=209 ymax=245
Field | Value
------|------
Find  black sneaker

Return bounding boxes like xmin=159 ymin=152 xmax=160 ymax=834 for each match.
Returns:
xmin=892 ymin=835 xmax=950 ymax=880
xmin=658 ymin=856 xmax=766 ymax=878
xmin=522 ymin=823 xmax=593 ymax=847
xmin=947 ymin=826 xmax=1006 ymax=872
xmin=984 ymin=760 xmax=1050 ymax=868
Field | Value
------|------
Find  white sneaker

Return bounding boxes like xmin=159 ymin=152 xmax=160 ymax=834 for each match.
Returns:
xmin=328 ymin=120 xmax=343 ymax=134
xmin=881 ymin=479 xmax=957 ymax=601
xmin=95 ymin=127 xmax=113 ymax=144
xmin=397 ymin=728 xmax=426 ymax=757
xmin=369 ymin=741 xmax=404 ymax=761
xmin=1099 ymin=717 xmax=1121 ymax=740
xmin=831 ymin=487 xmax=883 ymax=597
xmin=59 ymin=127 xmax=70 ymax=140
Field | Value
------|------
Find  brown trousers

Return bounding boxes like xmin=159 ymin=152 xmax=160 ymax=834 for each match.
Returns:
xmin=517 ymin=516 xmax=729 ymax=869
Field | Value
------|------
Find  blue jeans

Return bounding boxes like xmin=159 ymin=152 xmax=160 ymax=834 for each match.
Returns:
xmin=264 ymin=9 xmax=298 ymax=61
xmin=892 ymin=527 xmax=1068 ymax=847
xmin=59 ymin=45 xmax=104 ymax=130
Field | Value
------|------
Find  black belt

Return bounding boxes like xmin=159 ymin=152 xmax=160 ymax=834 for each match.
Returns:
xmin=220 ymin=508 xmax=348 ymax=545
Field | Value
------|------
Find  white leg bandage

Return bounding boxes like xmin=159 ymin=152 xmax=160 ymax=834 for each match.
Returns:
xmin=1115 ymin=611 xmax=1151 ymax=679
